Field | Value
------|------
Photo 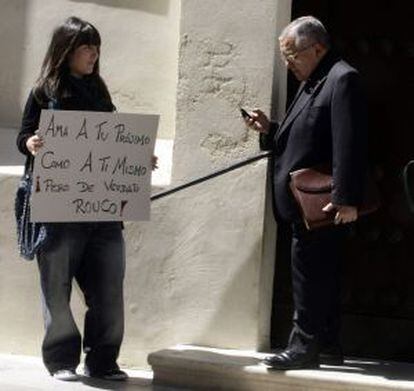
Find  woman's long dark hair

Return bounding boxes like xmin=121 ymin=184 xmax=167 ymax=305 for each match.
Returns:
xmin=34 ymin=16 xmax=112 ymax=106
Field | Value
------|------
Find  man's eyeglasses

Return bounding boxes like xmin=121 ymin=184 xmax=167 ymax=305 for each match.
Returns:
xmin=281 ymin=43 xmax=315 ymax=63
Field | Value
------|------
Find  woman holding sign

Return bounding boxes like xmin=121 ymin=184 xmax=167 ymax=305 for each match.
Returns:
xmin=17 ymin=17 xmax=128 ymax=382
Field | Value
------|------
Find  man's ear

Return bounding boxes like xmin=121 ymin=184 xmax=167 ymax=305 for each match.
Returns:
xmin=314 ymin=42 xmax=327 ymax=58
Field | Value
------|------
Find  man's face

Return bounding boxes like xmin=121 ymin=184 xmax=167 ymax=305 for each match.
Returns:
xmin=279 ymin=36 xmax=322 ymax=81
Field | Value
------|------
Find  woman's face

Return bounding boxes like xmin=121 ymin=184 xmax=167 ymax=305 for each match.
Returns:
xmin=68 ymin=44 xmax=99 ymax=77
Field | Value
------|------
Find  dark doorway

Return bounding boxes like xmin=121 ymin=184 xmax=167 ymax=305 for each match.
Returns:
xmin=271 ymin=1 xmax=414 ymax=362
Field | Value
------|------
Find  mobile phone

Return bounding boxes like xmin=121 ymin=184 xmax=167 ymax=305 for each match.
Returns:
xmin=240 ymin=108 xmax=252 ymax=120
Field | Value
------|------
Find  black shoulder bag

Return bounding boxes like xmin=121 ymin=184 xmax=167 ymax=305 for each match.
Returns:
xmin=14 ymin=98 xmax=58 ymax=260
xmin=14 ymin=156 xmax=48 ymax=260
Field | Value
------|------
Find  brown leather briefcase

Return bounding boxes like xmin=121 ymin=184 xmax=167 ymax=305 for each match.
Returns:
xmin=289 ymin=165 xmax=380 ymax=230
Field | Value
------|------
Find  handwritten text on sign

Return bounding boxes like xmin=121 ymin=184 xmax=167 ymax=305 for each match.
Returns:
xmin=31 ymin=110 xmax=159 ymax=222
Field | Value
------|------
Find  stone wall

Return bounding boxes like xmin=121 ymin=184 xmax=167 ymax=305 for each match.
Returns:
xmin=121 ymin=0 xmax=291 ymax=367
xmin=0 ymin=0 xmax=292 ymax=368
xmin=0 ymin=0 xmax=179 ymax=139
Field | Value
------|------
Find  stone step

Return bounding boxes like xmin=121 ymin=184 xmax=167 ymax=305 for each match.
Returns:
xmin=148 ymin=345 xmax=414 ymax=391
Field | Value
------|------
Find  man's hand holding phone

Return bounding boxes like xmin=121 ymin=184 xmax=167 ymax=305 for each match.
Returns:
xmin=240 ymin=108 xmax=270 ymax=134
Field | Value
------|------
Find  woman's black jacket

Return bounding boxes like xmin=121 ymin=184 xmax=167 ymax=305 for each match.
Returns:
xmin=17 ymin=75 xmax=114 ymax=169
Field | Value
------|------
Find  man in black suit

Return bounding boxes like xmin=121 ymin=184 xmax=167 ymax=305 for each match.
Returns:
xmin=245 ymin=16 xmax=367 ymax=369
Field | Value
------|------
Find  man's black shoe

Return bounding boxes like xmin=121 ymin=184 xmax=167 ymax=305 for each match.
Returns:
xmin=262 ymin=349 xmax=319 ymax=370
xmin=319 ymin=346 xmax=344 ymax=365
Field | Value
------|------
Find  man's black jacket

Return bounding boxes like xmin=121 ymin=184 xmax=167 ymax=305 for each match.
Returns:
xmin=260 ymin=51 xmax=368 ymax=222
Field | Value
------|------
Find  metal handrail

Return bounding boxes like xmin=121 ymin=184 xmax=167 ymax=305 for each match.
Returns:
xmin=151 ymin=151 xmax=272 ymax=201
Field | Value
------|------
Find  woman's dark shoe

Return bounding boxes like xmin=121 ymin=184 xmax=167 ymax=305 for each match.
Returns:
xmin=262 ymin=349 xmax=320 ymax=370
xmin=84 ymin=367 xmax=128 ymax=381
xmin=52 ymin=368 xmax=79 ymax=381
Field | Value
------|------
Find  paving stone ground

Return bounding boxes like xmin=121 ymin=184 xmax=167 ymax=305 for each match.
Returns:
xmin=0 ymin=354 xmax=180 ymax=391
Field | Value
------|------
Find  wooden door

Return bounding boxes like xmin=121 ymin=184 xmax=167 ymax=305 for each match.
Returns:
xmin=271 ymin=0 xmax=414 ymax=361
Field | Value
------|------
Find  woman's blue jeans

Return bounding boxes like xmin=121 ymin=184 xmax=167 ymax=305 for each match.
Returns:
xmin=37 ymin=222 xmax=125 ymax=374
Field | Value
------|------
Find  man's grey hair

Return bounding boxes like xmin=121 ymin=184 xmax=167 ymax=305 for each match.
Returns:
xmin=279 ymin=16 xmax=331 ymax=49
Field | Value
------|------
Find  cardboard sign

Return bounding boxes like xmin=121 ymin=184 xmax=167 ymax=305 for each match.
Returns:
xmin=31 ymin=110 xmax=159 ymax=222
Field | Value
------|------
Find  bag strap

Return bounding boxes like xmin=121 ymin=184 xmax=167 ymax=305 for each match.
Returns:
xmin=24 ymin=155 xmax=34 ymax=178
xmin=48 ymin=98 xmax=58 ymax=110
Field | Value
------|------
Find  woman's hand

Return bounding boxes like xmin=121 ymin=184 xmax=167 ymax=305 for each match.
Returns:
xmin=244 ymin=109 xmax=270 ymax=134
xmin=26 ymin=133 xmax=44 ymax=156
xmin=152 ymin=155 xmax=159 ymax=171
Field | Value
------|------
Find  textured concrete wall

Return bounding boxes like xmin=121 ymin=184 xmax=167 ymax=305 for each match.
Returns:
xmin=119 ymin=0 xmax=291 ymax=367
xmin=0 ymin=1 xmax=27 ymax=128
xmin=0 ymin=175 xmax=52 ymax=355
xmin=0 ymin=0 xmax=292 ymax=369
xmin=0 ymin=0 xmax=179 ymax=139
xmin=174 ymin=1 xmax=272 ymax=181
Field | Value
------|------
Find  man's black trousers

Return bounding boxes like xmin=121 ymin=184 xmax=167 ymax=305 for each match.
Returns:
xmin=288 ymin=222 xmax=348 ymax=353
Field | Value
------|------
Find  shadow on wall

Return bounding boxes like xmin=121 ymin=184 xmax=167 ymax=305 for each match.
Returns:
xmin=0 ymin=0 xmax=27 ymax=129
xmin=201 ymin=237 xmax=264 ymax=348
xmin=158 ymin=163 xmax=269 ymax=351
xmin=68 ymin=0 xmax=171 ymax=15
